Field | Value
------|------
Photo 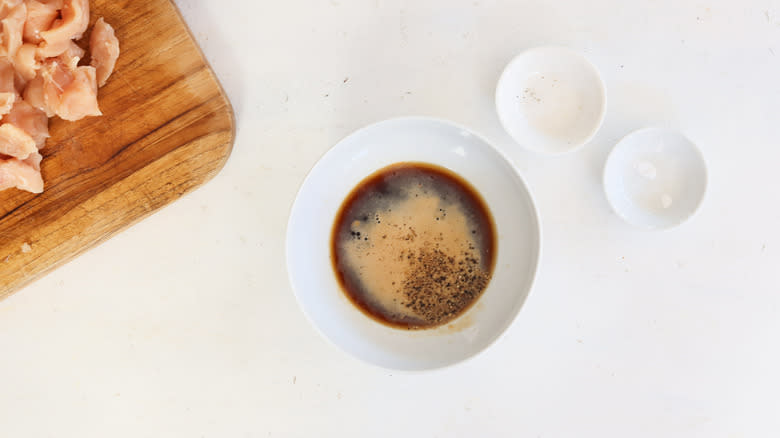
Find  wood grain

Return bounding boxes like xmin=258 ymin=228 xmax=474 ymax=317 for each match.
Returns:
xmin=0 ymin=0 xmax=235 ymax=300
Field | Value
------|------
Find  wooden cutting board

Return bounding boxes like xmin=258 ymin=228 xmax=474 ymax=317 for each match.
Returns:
xmin=0 ymin=0 xmax=235 ymax=300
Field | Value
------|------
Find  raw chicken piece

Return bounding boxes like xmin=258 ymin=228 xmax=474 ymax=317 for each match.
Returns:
xmin=31 ymin=58 xmax=100 ymax=120
xmin=13 ymin=42 xmax=38 ymax=81
xmin=89 ymin=17 xmax=117 ymax=87
xmin=13 ymin=70 xmax=25 ymax=92
xmin=56 ymin=65 xmax=100 ymax=120
xmin=0 ymin=57 xmax=15 ymax=114
xmin=22 ymin=71 xmax=47 ymax=115
xmin=38 ymin=0 xmax=88 ymax=58
xmin=57 ymin=40 xmax=84 ymax=69
xmin=3 ymin=99 xmax=48 ymax=147
xmin=26 ymin=57 xmax=65 ymax=116
xmin=39 ymin=57 xmax=67 ymax=112
xmin=0 ymin=0 xmax=23 ymax=20
xmin=0 ymin=92 xmax=13 ymax=115
xmin=0 ymin=2 xmax=25 ymax=58
xmin=0 ymin=121 xmax=35 ymax=158
xmin=0 ymin=57 xmax=14 ymax=92
xmin=23 ymin=150 xmax=41 ymax=169
xmin=22 ymin=0 xmax=62 ymax=44
xmin=0 ymin=155 xmax=42 ymax=193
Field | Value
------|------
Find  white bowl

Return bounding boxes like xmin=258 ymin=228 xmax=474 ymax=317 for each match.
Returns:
xmin=286 ymin=117 xmax=541 ymax=370
xmin=603 ymin=127 xmax=707 ymax=230
xmin=495 ymin=47 xmax=607 ymax=154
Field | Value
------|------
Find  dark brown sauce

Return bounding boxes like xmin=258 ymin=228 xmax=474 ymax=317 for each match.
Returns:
xmin=331 ymin=162 xmax=497 ymax=330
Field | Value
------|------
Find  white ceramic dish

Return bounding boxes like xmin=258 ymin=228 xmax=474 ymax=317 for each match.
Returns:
xmin=286 ymin=117 xmax=541 ymax=370
xmin=603 ymin=127 xmax=707 ymax=230
xmin=495 ymin=47 xmax=607 ymax=154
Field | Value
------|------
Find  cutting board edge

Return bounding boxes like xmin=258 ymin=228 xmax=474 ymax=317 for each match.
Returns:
xmin=168 ymin=0 xmax=238 ymax=150
xmin=0 ymin=127 xmax=235 ymax=301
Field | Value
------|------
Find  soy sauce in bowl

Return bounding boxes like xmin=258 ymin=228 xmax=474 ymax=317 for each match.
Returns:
xmin=331 ymin=162 xmax=497 ymax=330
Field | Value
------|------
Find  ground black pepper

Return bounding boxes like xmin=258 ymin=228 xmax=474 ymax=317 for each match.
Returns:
xmin=400 ymin=246 xmax=489 ymax=326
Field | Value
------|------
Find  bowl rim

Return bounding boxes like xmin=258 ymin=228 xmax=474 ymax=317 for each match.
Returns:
xmin=495 ymin=46 xmax=608 ymax=155
xmin=602 ymin=126 xmax=709 ymax=230
xmin=284 ymin=116 xmax=543 ymax=371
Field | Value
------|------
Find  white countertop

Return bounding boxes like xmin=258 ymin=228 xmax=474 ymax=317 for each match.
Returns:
xmin=2 ymin=0 xmax=780 ymax=436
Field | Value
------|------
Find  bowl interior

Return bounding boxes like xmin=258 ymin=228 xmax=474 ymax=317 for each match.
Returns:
xmin=604 ymin=128 xmax=707 ymax=229
xmin=286 ymin=118 xmax=541 ymax=370
xmin=496 ymin=47 xmax=606 ymax=154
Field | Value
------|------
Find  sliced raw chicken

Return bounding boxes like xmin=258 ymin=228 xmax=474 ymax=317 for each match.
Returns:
xmin=0 ymin=155 xmax=42 ymax=193
xmin=3 ymin=99 xmax=48 ymax=147
xmin=38 ymin=0 xmax=88 ymax=58
xmin=89 ymin=17 xmax=117 ymax=87
xmin=0 ymin=121 xmax=35 ymax=158
xmin=0 ymin=0 xmax=119 ymax=194
xmin=22 ymin=0 xmax=62 ymax=44
xmin=0 ymin=2 xmax=25 ymax=58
